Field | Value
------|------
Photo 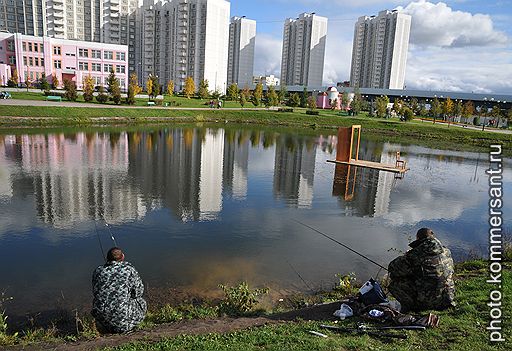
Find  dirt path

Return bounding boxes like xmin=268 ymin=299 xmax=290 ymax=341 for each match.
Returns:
xmin=5 ymin=302 xmax=340 ymax=351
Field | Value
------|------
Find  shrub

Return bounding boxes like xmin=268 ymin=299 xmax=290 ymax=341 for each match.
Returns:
xmin=96 ymin=85 xmax=109 ymax=103
xmin=306 ymin=110 xmax=319 ymax=115
xmin=63 ymin=79 xmax=78 ymax=101
xmin=218 ymin=282 xmax=269 ymax=316
xmin=403 ymin=107 xmax=414 ymax=122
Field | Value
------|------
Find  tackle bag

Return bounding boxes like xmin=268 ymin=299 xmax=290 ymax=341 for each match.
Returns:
xmin=358 ymin=278 xmax=388 ymax=305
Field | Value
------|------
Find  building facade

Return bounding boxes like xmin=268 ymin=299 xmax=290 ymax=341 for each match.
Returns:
xmin=0 ymin=0 xmax=139 ymax=74
xmin=252 ymin=74 xmax=280 ymax=88
xmin=227 ymin=16 xmax=255 ymax=89
xmin=135 ymin=0 xmax=230 ymax=93
xmin=280 ymin=12 xmax=327 ymax=88
xmin=0 ymin=32 xmax=129 ymax=89
xmin=349 ymin=10 xmax=411 ymax=90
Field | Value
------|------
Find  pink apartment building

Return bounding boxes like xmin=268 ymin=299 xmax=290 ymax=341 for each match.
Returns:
xmin=0 ymin=33 xmax=129 ymax=89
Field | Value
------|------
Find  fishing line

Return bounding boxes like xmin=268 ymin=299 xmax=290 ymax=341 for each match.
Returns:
xmin=286 ymin=258 xmax=313 ymax=292
xmin=102 ymin=215 xmax=118 ymax=247
xmin=94 ymin=220 xmax=106 ymax=261
xmin=292 ymin=219 xmax=388 ymax=271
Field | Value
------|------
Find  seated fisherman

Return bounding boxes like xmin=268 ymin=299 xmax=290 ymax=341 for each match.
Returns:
xmin=92 ymin=247 xmax=147 ymax=333
xmin=388 ymin=228 xmax=455 ymax=312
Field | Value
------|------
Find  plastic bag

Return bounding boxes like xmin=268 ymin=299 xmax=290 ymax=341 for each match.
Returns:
xmin=333 ymin=303 xmax=353 ymax=319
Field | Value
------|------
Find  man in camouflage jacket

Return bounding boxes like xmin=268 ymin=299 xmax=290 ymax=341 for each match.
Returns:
xmin=388 ymin=228 xmax=455 ymax=312
xmin=92 ymin=247 xmax=147 ymax=333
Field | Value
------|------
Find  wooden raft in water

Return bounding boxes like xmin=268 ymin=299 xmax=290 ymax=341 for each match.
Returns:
xmin=327 ymin=125 xmax=409 ymax=174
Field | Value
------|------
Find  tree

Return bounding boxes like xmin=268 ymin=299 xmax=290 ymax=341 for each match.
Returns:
xmin=402 ymin=107 xmax=414 ymax=122
xmin=63 ymin=78 xmax=78 ymax=101
xmin=146 ymin=76 xmax=153 ymax=98
xmin=8 ymin=68 xmax=19 ymax=87
xmin=50 ymin=74 xmax=59 ymax=89
xmin=184 ymin=77 xmax=195 ymax=98
xmin=198 ymin=79 xmax=209 ymax=99
xmin=330 ymin=98 xmax=338 ymax=110
xmin=106 ymin=69 xmax=117 ymax=93
xmin=127 ymin=72 xmax=141 ymax=105
xmin=307 ymin=96 xmax=317 ymax=110
xmin=392 ymin=98 xmax=403 ymax=117
xmin=375 ymin=95 xmax=389 ymax=118
xmin=152 ymin=75 xmax=160 ymax=96
xmin=25 ymin=73 xmax=32 ymax=91
xmin=39 ymin=73 xmax=50 ymax=91
xmin=107 ymin=70 xmax=121 ymax=104
xmin=341 ymin=92 xmax=350 ymax=111
xmin=96 ymin=85 xmax=109 ymax=103
xmin=442 ymin=97 xmax=454 ymax=121
xmin=430 ymin=97 xmax=441 ymax=123
xmin=462 ymin=100 xmax=475 ymax=119
xmin=267 ymin=85 xmax=279 ymax=108
xmin=226 ymin=83 xmax=239 ymax=101
xmin=288 ymin=93 xmax=300 ymax=107
xmin=351 ymin=87 xmax=362 ymax=115
xmin=239 ymin=88 xmax=250 ymax=108
xmin=300 ymin=87 xmax=308 ymax=108
xmin=252 ymin=83 xmax=263 ymax=107
xmin=82 ymin=75 xmax=95 ymax=102
xmin=506 ymin=108 xmax=512 ymax=127
xmin=410 ymin=97 xmax=419 ymax=115
xmin=167 ymin=80 xmax=174 ymax=96
xmin=278 ymin=85 xmax=287 ymax=105
xmin=453 ymin=100 xmax=463 ymax=119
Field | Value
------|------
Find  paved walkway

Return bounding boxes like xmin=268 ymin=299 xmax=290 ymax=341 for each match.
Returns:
xmin=413 ymin=118 xmax=512 ymax=135
xmin=0 ymin=98 xmax=274 ymax=111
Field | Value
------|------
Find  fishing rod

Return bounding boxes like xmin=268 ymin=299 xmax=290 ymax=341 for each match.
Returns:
xmin=94 ymin=220 xmax=106 ymax=261
xmin=103 ymin=217 xmax=118 ymax=247
xmin=286 ymin=258 xmax=313 ymax=292
xmin=292 ymin=219 xmax=388 ymax=271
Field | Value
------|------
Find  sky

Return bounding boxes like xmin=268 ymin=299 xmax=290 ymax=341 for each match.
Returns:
xmin=229 ymin=0 xmax=512 ymax=94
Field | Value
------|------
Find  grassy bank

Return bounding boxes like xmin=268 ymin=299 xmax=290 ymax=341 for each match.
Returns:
xmin=1 ymin=259 xmax=509 ymax=350
xmin=104 ymin=260 xmax=512 ymax=351
xmin=0 ymin=105 xmax=510 ymax=156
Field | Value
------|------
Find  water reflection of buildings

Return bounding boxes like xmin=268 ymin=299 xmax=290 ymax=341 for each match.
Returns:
xmin=223 ymin=130 xmax=250 ymax=200
xmin=2 ymin=133 xmax=148 ymax=228
xmin=273 ymin=135 xmax=317 ymax=208
xmin=332 ymin=142 xmax=395 ymax=217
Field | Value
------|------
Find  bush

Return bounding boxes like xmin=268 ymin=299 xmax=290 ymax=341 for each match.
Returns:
xmin=96 ymin=93 xmax=108 ymax=104
xmin=43 ymin=91 xmax=65 ymax=97
xmin=403 ymin=107 xmax=414 ymax=122
xmin=218 ymin=282 xmax=269 ymax=316
xmin=62 ymin=79 xmax=78 ymax=101
xmin=306 ymin=110 xmax=319 ymax=115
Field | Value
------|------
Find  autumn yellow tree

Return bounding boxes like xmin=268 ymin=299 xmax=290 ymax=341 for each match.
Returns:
xmin=82 ymin=75 xmax=95 ymax=102
xmin=442 ymin=97 xmax=454 ymax=120
xmin=146 ymin=76 xmax=153 ymax=99
xmin=167 ymin=80 xmax=174 ymax=96
xmin=127 ymin=72 xmax=142 ymax=105
xmin=184 ymin=76 xmax=195 ymax=98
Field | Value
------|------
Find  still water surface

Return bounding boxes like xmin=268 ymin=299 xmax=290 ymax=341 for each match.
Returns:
xmin=0 ymin=126 xmax=510 ymax=320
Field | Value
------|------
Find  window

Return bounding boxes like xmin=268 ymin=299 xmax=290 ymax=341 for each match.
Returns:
xmin=119 ymin=78 xmax=126 ymax=88
xmin=23 ymin=56 xmax=27 ymax=65
xmin=53 ymin=46 xmax=61 ymax=55
xmin=91 ymin=49 xmax=101 ymax=59
xmin=115 ymin=52 xmax=125 ymax=61
xmin=28 ymin=57 xmax=33 ymax=66
xmin=39 ymin=43 xmax=44 ymax=52
xmin=65 ymin=52 xmax=75 ymax=57
xmin=115 ymin=65 xmax=125 ymax=74
xmin=22 ymin=42 xmax=26 ymax=51
xmin=34 ymin=57 xmax=38 ymax=66
xmin=40 ymin=58 xmax=44 ymax=66
xmin=91 ymin=63 xmax=101 ymax=72
xmin=54 ymin=60 xmax=61 ymax=69
xmin=28 ymin=42 xmax=32 ymax=51
xmin=8 ymin=56 xmax=15 ymax=64
xmin=93 ymin=76 xmax=101 ymax=85
xmin=78 ymin=48 xmax=88 ymax=57
xmin=104 ymin=63 xmax=113 ymax=72
xmin=104 ymin=51 xmax=113 ymax=60
xmin=78 ymin=61 xmax=88 ymax=70
xmin=33 ymin=43 xmax=38 ymax=52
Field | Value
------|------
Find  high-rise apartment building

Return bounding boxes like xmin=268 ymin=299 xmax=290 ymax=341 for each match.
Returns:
xmin=135 ymin=0 xmax=230 ymax=93
xmin=227 ymin=16 xmax=255 ymax=88
xmin=349 ymin=9 xmax=411 ymax=89
xmin=280 ymin=12 xmax=327 ymax=87
xmin=0 ymin=0 xmax=140 ymax=74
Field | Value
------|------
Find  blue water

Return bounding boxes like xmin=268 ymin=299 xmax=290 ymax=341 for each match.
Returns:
xmin=0 ymin=126 xmax=510 ymax=321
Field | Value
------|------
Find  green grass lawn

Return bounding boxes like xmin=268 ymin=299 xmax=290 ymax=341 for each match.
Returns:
xmin=103 ymin=262 xmax=511 ymax=351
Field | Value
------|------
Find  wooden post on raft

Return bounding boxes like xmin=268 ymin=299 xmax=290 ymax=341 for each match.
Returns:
xmin=329 ymin=125 xmax=409 ymax=174
xmin=336 ymin=125 xmax=361 ymax=162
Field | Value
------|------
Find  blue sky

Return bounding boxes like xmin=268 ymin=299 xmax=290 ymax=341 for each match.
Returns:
xmin=229 ymin=0 xmax=512 ymax=94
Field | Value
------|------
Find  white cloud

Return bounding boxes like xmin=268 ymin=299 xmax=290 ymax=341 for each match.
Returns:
xmin=399 ymin=0 xmax=508 ymax=48
xmin=254 ymin=34 xmax=282 ymax=76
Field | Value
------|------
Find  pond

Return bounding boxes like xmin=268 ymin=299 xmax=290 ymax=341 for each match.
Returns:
xmin=0 ymin=125 xmax=510 ymax=324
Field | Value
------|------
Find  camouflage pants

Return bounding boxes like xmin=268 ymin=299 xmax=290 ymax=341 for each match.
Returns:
xmin=389 ymin=279 xmax=418 ymax=312
xmin=389 ymin=278 xmax=455 ymax=312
